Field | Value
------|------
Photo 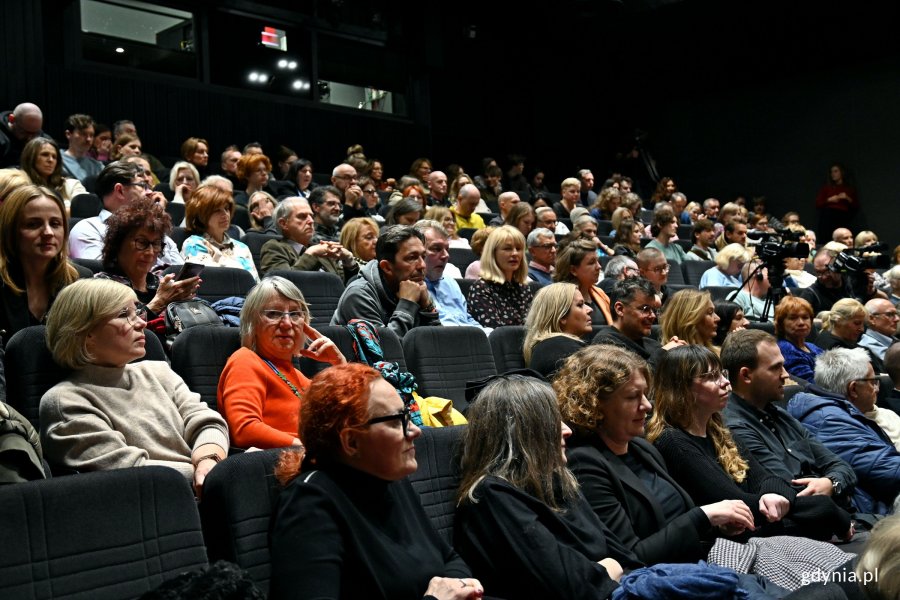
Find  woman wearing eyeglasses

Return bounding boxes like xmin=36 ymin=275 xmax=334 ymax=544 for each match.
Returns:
xmin=646 ymin=345 xmax=853 ymax=541
xmin=41 ymin=278 xmax=228 ymax=495
xmin=270 ymin=362 xmax=483 ymax=600
xmin=95 ymin=198 xmax=199 ymax=322
xmin=219 ymin=277 xmax=345 ymax=450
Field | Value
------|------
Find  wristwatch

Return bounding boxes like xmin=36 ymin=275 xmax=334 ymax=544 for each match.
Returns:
xmin=828 ymin=476 xmax=843 ymax=496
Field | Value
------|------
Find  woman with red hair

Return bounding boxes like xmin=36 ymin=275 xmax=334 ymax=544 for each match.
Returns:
xmin=234 ymin=153 xmax=272 ymax=207
xmin=270 ymin=363 xmax=483 ymax=600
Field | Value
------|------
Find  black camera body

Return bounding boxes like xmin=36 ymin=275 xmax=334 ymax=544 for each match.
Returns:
xmin=832 ymin=243 xmax=890 ymax=298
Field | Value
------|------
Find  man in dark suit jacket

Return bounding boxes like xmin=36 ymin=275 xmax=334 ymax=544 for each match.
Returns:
xmin=260 ymin=196 xmax=358 ymax=284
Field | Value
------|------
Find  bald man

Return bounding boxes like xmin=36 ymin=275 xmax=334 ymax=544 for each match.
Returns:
xmin=427 ymin=171 xmax=450 ymax=207
xmin=832 ymin=228 xmax=854 ymax=248
xmin=451 ymin=184 xmax=486 ymax=230
xmin=0 ymin=102 xmax=45 ymax=167
xmin=489 ymin=191 xmax=521 ymax=225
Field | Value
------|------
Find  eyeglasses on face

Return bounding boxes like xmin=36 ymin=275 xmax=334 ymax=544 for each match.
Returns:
xmin=629 ymin=304 xmax=660 ymax=318
xmin=124 ymin=181 xmax=151 ymax=190
xmin=115 ymin=304 xmax=148 ymax=326
xmin=365 ymin=406 xmax=412 ymax=438
xmin=695 ymin=369 xmax=730 ymax=384
xmin=854 ymin=377 xmax=881 ymax=388
xmin=132 ymin=237 xmax=164 ymax=252
xmin=261 ymin=310 xmax=306 ymax=324
xmin=532 ymin=243 xmax=558 ymax=250
xmin=649 ymin=264 xmax=670 ymax=273
xmin=871 ymin=312 xmax=900 ymax=320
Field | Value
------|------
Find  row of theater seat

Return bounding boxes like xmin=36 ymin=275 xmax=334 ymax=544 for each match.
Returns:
xmin=0 ymin=426 xmax=464 ymax=598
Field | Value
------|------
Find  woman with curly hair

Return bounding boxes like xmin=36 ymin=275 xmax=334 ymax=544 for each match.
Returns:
xmin=590 ymin=187 xmax=623 ymax=222
xmin=650 ymin=177 xmax=676 ymax=205
xmin=646 ymin=345 xmax=852 ymax=541
xmin=234 ymin=154 xmax=272 ymax=207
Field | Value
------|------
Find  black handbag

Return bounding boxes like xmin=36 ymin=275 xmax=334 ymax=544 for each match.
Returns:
xmin=165 ymin=299 xmax=222 ymax=337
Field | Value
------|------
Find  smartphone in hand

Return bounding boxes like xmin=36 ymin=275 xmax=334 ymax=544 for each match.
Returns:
xmin=175 ymin=262 xmax=205 ymax=281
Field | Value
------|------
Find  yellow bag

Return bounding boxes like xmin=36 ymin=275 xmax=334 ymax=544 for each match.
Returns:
xmin=413 ymin=391 xmax=467 ymax=427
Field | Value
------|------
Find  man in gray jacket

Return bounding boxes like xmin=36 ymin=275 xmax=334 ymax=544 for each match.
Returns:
xmin=331 ymin=225 xmax=440 ymax=338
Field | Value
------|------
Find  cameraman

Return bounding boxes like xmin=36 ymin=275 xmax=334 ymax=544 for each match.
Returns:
xmin=800 ymin=248 xmax=881 ymax=314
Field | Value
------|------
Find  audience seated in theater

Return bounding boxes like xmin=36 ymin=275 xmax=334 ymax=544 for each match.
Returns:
xmin=233 ymin=153 xmax=271 ymax=207
xmin=526 ymin=227 xmax=556 ymax=286
xmin=260 ymin=196 xmax=358 ymax=284
xmin=661 ymin=288 xmax=720 ymax=352
xmin=60 ymin=113 xmax=103 ymax=182
xmin=270 ymin=363 xmax=482 ymax=600
xmin=721 ymin=329 xmax=859 ymax=508
xmin=645 ymin=205 xmax=686 ymax=264
xmin=593 ymin=277 xmax=682 ymax=371
xmin=733 ymin=260 xmax=775 ymax=321
xmin=590 ymin=186 xmax=622 ymax=221
xmin=309 ymin=185 xmax=343 ymax=243
xmin=467 ymin=225 xmax=534 ymax=329
xmin=713 ymin=300 xmax=749 ymax=346
xmin=426 ymin=170 xmax=450 ymax=207
xmin=775 ymin=296 xmax=823 ymax=383
xmin=463 ymin=227 xmax=494 ymax=280
xmin=416 ymin=220 xmax=480 ymax=328
xmin=331 ymin=224 xmax=439 ymax=338
xmin=608 ymin=205 xmax=632 ymax=237
xmin=684 ymin=219 xmax=718 ymax=261
xmin=366 ymin=157 xmax=392 ymax=192
xmin=476 ymin=164 xmax=501 ymax=211
xmin=339 ymin=217 xmax=379 ymax=268
xmin=451 ymin=184 xmax=486 ymax=232
xmin=636 ymin=247 xmax=671 ymax=304
xmin=122 ymin=155 xmax=163 ymax=200
xmin=788 ymin=347 xmax=900 ymax=514
xmin=218 ymin=144 xmax=242 ymax=190
xmin=553 ymin=177 xmax=581 ymax=220
xmin=219 ymin=276 xmax=345 ymax=450
xmin=166 ymin=160 xmax=200 ymax=206
xmin=424 ymin=206 xmax=469 ymax=249
xmin=554 ymin=238 xmax=612 ymax=326
xmin=109 ymin=133 xmax=142 ymax=163
xmin=19 ymin=137 xmax=86 ymax=209
xmin=286 ymin=158 xmax=316 ymax=199
xmin=180 ymin=136 xmax=210 ymax=179
xmin=182 ymin=184 xmax=258 ymax=281
xmin=683 ymin=201 xmax=702 ymax=224
xmin=651 ymin=177 xmax=677 ymax=206
xmin=454 ymin=374 xmax=637 ymax=600
xmin=715 ymin=217 xmax=749 ymax=251
xmin=95 ymin=198 xmax=199 ymax=321
xmin=699 ymin=243 xmax=749 ymax=289
xmin=523 ymin=282 xmax=592 ymax=379
xmin=558 ymin=344 xmax=755 ymax=564
xmin=0 ymin=184 xmax=86 ymax=341
xmin=331 ymin=162 xmax=366 ymax=222
xmin=859 ymin=298 xmax=900 ymax=362
xmin=816 ymin=298 xmax=884 ymax=374
xmin=41 ymin=278 xmax=228 ymax=494
xmin=647 ymin=345 xmax=853 ymax=540
xmin=275 ymin=145 xmax=297 ymax=180
xmin=570 ymin=215 xmax=615 ymax=257
xmin=0 ymin=102 xmax=45 ymax=168
xmin=112 ymin=119 xmax=166 ymax=177
xmin=70 ymin=163 xmax=184 ymax=267
xmin=577 ymin=168 xmax=597 ymax=207
xmin=247 ymin=190 xmax=277 ymax=232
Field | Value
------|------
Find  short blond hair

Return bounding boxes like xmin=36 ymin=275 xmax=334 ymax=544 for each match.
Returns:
xmin=560 ymin=177 xmax=581 ymax=192
xmin=479 ymin=225 xmax=528 ymax=284
xmin=46 ymin=279 xmax=137 ymax=369
xmin=715 ymin=243 xmax=751 ymax=270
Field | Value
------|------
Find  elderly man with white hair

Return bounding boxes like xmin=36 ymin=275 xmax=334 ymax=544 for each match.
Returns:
xmin=859 ymin=298 xmax=900 ymax=361
xmin=526 ymin=227 xmax=556 ymax=286
xmin=788 ymin=347 xmax=900 ymax=514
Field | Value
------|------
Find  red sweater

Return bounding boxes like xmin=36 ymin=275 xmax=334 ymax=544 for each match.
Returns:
xmin=815 ymin=183 xmax=858 ymax=212
xmin=218 ymin=347 xmax=309 ymax=449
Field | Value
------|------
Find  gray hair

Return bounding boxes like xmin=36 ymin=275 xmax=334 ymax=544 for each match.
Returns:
xmin=168 ymin=161 xmax=200 ymax=191
xmin=272 ymin=197 xmax=309 ymax=236
xmin=240 ymin=276 xmax=309 ymax=351
xmin=886 ymin=265 xmax=900 ymax=283
xmin=604 ymin=255 xmax=638 ymax=279
xmin=413 ymin=219 xmax=448 ymax=239
xmin=814 ymin=347 xmax=871 ymax=395
xmin=527 ymin=227 xmax=555 ymax=247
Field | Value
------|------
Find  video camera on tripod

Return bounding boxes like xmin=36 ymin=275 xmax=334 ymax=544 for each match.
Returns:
xmin=746 ymin=227 xmax=810 ymax=290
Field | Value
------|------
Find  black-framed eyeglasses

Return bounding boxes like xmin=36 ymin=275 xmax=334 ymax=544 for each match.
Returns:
xmin=132 ymin=237 xmax=164 ymax=252
xmin=123 ymin=181 xmax=151 ymax=190
xmin=363 ymin=188 xmax=377 ymax=194
xmin=871 ymin=312 xmax=900 ymax=320
xmin=365 ymin=406 xmax=412 ymax=438
xmin=649 ymin=264 xmax=670 ymax=273
xmin=532 ymin=243 xmax=558 ymax=250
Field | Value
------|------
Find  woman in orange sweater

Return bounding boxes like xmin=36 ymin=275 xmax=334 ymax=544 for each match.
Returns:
xmin=218 ymin=276 xmax=346 ymax=449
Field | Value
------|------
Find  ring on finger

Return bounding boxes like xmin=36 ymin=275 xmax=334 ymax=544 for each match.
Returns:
xmin=459 ymin=579 xmax=467 ymax=588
